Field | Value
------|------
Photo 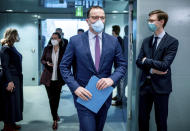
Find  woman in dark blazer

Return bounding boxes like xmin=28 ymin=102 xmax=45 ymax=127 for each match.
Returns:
xmin=0 ymin=28 xmax=23 ymax=131
xmin=40 ymin=32 xmax=66 ymax=130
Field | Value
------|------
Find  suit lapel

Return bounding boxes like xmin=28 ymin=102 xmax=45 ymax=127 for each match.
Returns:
xmin=82 ymin=32 xmax=97 ymax=72
xmin=153 ymin=33 xmax=168 ymax=57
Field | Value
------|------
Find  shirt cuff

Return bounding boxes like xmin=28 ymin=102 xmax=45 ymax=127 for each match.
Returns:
xmin=150 ymin=68 xmax=153 ymax=74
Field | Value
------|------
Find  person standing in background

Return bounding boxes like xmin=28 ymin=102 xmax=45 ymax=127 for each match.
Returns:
xmin=40 ymin=32 xmax=66 ymax=130
xmin=0 ymin=28 xmax=23 ymax=131
xmin=136 ymin=10 xmax=179 ymax=131
xmin=112 ymin=25 xmax=127 ymax=106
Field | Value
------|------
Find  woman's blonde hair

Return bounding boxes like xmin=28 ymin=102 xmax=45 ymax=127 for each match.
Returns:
xmin=0 ymin=28 xmax=19 ymax=46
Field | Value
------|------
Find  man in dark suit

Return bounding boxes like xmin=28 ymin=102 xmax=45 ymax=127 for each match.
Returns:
xmin=136 ymin=10 xmax=179 ymax=131
xmin=111 ymin=25 xmax=126 ymax=106
xmin=60 ymin=6 xmax=127 ymax=131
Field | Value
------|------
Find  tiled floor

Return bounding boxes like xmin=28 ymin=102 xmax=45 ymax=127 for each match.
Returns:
xmin=0 ymin=85 xmax=127 ymax=131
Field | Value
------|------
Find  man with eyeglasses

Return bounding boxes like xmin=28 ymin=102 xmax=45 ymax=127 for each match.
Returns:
xmin=136 ymin=10 xmax=179 ymax=131
xmin=60 ymin=6 xmax=127 ymax=131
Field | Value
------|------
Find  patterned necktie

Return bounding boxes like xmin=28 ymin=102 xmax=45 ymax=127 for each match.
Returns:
xmin=95 ymin=35 xmax=100 ymax=71
xmin=152 ymin=37 xmax=158 ymax=55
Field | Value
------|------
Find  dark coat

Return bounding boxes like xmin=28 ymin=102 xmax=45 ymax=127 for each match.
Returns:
xmin=0 ymin=45 xmax=23 ymax=123
xmin=136 ymin=33 xmax=179 ymax=94
xmin=40 ymin=43 xmax=66 ymax=87
xmin=117 ymin=36 xmax=124 ymax=52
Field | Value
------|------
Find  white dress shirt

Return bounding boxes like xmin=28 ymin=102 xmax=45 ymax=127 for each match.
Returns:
xmin=88 ymin=30 xmax=102 ymax=64
xmin=51 ymin=47 xmax=59 ymax=81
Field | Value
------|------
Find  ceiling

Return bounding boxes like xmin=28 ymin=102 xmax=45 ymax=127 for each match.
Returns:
xmin=0 ymin=0 xmax=128 ymax=14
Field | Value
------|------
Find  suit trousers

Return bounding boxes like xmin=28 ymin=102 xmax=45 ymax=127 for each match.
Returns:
xmin=139 ymin=79 xmax=169 ymax=131
xmin=76 ymin=102 xmax=109 ymax=131
xmin=45 ymin=80 xmax=62 ymax=121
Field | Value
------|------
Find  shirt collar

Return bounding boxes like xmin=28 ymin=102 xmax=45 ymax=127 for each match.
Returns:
xmin=88 ymin=30 xmax=102 ymax=40
xmin=154 ymin=30 xmax=165 ymax=39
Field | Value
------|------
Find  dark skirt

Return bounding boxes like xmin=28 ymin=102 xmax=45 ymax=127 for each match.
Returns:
xmin=1 ymin=75 xmax=23 ymax=123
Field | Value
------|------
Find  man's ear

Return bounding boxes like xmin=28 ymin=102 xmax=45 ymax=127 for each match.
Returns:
xmin=86 ymin=19 xmax=90 ymax=26
xmin=160 ymin=19 xmax=165 ymax=27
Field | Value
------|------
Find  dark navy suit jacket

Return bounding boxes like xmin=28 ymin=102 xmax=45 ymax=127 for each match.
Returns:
xmin=136 ymin=33 xmax=179 ymax=94
xmin=60 ymin=31 xmax=127 ymax=107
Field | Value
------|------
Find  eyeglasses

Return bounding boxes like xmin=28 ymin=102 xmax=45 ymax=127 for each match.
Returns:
xmin=90 ymin=16 xmax=105 ymax=20
xmin=147 ymin=19 xmax=159 ymax=23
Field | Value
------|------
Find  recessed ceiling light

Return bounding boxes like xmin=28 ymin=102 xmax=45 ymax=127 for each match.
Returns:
xmin=33 ymin=14 xmax=38 ymax=18
xmin=5 ymin=9 xmax=13 ymax=12
xmin=112 ymin=10 xmax=119 ymax=13
xmin=123 ymin=10 xmax=128 ymax=13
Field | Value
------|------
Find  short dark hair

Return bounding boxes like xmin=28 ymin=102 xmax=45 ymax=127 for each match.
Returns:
xmin=87 ymin=6 xmax=104 ymax=18
xmin=55 ymin=28 xmax=62 ymax=32
xmin=112 ymin=25 xmax=120 ymax=35
xmin=149 ymin=10 xmax=168 ymax=28
xmin=78 ymin=29 xmax=84 ymax=32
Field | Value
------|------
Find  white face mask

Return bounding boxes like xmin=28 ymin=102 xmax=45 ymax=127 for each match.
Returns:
xmin=91 ymin=19 xmax=104 ymax=33
xmin=148 ymin=22 xmax=157 ymax=32
xmin=51 ymin=39 xmax=59 ymax=46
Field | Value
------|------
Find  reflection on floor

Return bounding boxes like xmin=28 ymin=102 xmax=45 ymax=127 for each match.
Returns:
xmin=0 ymin=85 xmax=127 ymax=131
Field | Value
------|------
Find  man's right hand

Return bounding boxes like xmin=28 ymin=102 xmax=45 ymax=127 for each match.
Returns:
xmin=74 ymin=86 xmax=92 ymax=101
xmin=6 ymin=81 xmax=15 ymax=92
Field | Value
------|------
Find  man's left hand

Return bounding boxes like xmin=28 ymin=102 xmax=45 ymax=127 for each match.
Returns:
xmin=152 ymin=69 xmax=168 ymax=75
xmin=96 ymin=78 xmax=114 ymax=90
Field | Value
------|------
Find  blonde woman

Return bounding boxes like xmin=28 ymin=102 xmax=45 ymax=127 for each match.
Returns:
xmin=0 ymin=28 xmax=23 ymax=131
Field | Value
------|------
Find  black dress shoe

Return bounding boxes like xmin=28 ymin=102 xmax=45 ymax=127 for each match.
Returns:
xmin=112 ymin=96 xmax=118 ymax=101
xmin=112 ymin=101 xmax=122 ymax=106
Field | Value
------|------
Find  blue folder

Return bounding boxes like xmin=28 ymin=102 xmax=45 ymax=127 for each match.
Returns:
xmin=77 ymin=76 xmax=113 ymax=113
